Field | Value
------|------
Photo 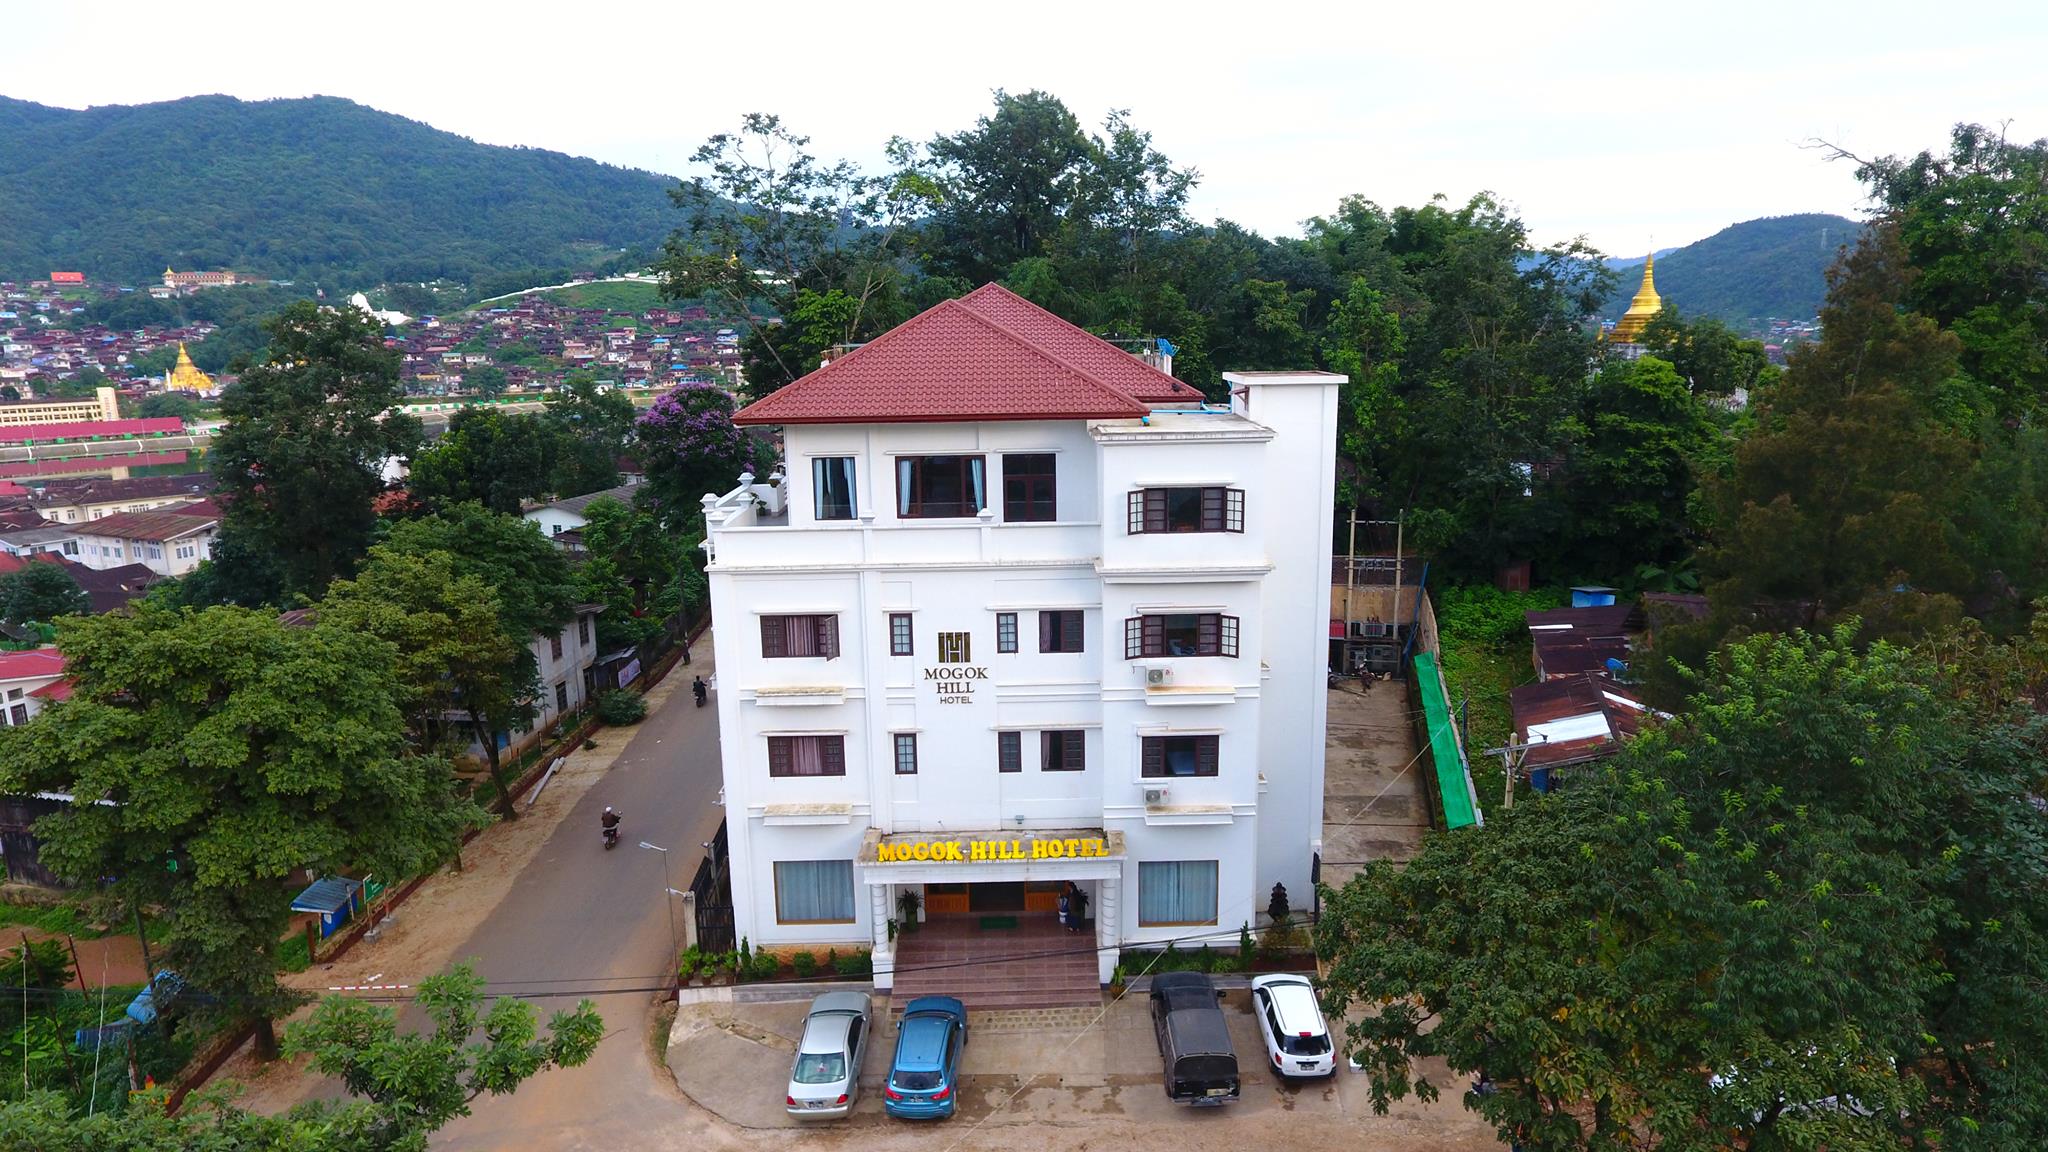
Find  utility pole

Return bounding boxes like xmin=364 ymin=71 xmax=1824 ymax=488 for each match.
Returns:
xmin=1343 ymin=509 xmax=1358 ymax=662
xmin=1482 ymin=736 xmax=1549 ymax=811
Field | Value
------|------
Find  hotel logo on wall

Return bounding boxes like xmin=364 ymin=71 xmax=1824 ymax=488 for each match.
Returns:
xmin=924 ymin=629 xmax=986 ymax=705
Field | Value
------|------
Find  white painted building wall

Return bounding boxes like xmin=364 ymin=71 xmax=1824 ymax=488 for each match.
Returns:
xmin=703 ymin=373 xmax=1342 ymax=985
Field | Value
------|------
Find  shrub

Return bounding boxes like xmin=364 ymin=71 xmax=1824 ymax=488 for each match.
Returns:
xmin=791 ymin=950 xmax=819 ymax=979
xmin=1195 ymin=944 xmax=1215 ymax=972
xmin=1237 ymin=922 xmax=1256 ymax=972
xmin=596 ymin=689 xmax=647 ymax=726
xmin=677 ymin=945 xmax=703 ymax=980
xmin=833 ymin=949 xmax=872 ymax=977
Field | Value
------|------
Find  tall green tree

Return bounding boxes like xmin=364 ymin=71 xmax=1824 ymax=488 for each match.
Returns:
xmin=924 ymin=89 xmax=1092 ymax=285
xmin=573 ymin=495 xmax=697 ymax=651
xmin=407 ymin=407 xmax=558 ymax=515
xmin=1705 ymin=225 xmax=1973 ymax=630
xmin=462 ymin=363 xmax=508 ymax=399
xmin=208 ymin=301 xmax=421 ymax=604
xmin=382 ymin=505 xmax=577 ymax=818
xmin=1638 ymin=306 xmax=1772 ymax=399
xmin=1318 ymin=624 xmax=2048 ymax=1151
xmin=542 ymin=373 xmax=635 ymax=496
xmin=0 ymin=605 xmax=485 ymax=1060
xmin=0 ymin=561 xmax=88 ymax=626
xmin=1559 ymin=355 xmax=1717 ymax=580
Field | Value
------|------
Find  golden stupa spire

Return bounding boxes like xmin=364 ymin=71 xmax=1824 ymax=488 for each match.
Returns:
xmin=1609 ymin=254 xmax=1663 ymax=344
xmin=164 ymin=342 xmax=215 ymax=393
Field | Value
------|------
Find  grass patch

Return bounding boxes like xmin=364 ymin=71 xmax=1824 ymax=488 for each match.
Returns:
xmin=1432 ymin=584 xmax=1565 ymax=816
xmin=0 ymin=900 xmax=111 ymax=940
xmin=276 ymin=932 xmax=311 ymax=974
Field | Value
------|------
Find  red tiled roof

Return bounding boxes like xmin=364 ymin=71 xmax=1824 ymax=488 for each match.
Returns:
xmin=954 ymin=284 xmax=1200 ymax=404
xmin=0 ymin=418 xmax=184 ymax=446
xmin=0 ymin=647 xmax=65 ymax=683
xmin=30 ymin=679 xmax=72 ymax=702
xmin=733 ymin=285 xmax=1170 ymax=426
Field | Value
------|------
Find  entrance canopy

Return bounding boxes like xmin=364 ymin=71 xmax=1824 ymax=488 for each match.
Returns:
xmin=858 ymin=828 xmax=1124 ymax=885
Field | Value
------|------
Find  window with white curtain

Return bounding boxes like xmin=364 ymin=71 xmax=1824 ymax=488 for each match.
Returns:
xmin=1138 ymin=860 xmax=1219 ymax=926
xmin=896 ymin=455 xmax=986 ymax=518
xmin=774 ymin=860 xmax=856 ymax=923
xmin=813 ymin=457 xmax=856 ymax=520
xmin=767 ymin=735 xmax=847 ymax=777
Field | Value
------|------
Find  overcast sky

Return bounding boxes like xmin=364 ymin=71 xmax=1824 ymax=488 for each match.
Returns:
xmin=12 ymin=1 xmax=2046 ymax=256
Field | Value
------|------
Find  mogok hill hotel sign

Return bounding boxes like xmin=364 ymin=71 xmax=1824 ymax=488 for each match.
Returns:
xmin=924 ymin=630 xmax=985 ymax=705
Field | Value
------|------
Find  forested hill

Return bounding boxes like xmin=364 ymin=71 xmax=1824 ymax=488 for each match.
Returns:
xmin=0 ymin=94 xmax=684 ymax=291
xmin=1604 ymin=213 xmax=1862 ymax=324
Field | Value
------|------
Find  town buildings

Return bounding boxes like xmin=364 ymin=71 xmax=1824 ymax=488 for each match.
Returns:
xmin=523 ymin=479 xmax=644 ymax=550
xmin=700 ymin=284 xmax=1342 ymax=989
xmin=0 ymin=387 xmax=121 ymax=427
xmin=0 ymin=648 xmax=67 ymax=728
xmin=71 ymin=502 xmax=218 ymax=577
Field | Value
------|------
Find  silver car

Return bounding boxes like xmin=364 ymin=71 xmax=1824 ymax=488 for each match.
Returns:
xmin=786 ymin=990 xmax=871 ymax=1118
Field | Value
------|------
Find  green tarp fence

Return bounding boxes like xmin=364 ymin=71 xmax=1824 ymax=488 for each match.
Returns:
xmin=1413 ymin=652 xmax=1481 ymax=830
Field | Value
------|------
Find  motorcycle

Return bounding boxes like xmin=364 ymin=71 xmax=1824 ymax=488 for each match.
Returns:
xmin=602 ymin=825 xmax=620 ymax=850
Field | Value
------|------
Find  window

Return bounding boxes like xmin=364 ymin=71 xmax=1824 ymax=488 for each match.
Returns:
xmin=549 ymin=631 xmax=564 ymax=660
xmin=761 ymin=614 xmax=840 ymax=659
xmin=1138 ymin=861 xmax=1219 ymax=926
xmin=1142 ymin=735 xmax=1220 ymax=777
xmin=894 ymin=733 xmax=918 ymax=775
xmin=813 ymin=456 xmax=856 ymax=520
xmin=62 ymin=541 xmax=77 ymax=556
xmin=997 ymin=731 xmax=1022 ymax=773
xmin=1041 ymin=730 xmax=1085 ymax=772
xmin=996 ymin=612 xmax=1018 ymax=653
xmin=578 ymin=615 xmax=590 ymax=646
xmin=5 ymin=704 xmax=24 ymax=727
xmin=1124 ymin=613 xmax=1239 ymax=658
xmin=553 ymin=682 xmax=569 ymax=714
xmin=937 ymin=631 xmax=971 ymax=663
xmin=1002 ymin=453 xmax=1056 ymax=522
xmin=1127 ymin=487 xmax=1244 ymax=534
xmin=889 ymin=613 xmax=913 ymax=657
xmin=552 ymin=523 xmax=564 ymax=535
xmin=774 ymin=860 xmax=856 ymax=923
xmin=768 ymin=735 xmax=847 ymax=777
xmin=1038 ymin=610 xmax=1084 ymax=653
xmin=896 ymin=455 xmax=986 ymax=518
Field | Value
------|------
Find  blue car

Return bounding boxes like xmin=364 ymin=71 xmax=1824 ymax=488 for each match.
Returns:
xmin=883 ymin=995 xmax=967 ymax=1119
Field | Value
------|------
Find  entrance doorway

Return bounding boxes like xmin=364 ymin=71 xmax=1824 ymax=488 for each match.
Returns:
xmin=923 ymin=881 xmax=1068 ymax=917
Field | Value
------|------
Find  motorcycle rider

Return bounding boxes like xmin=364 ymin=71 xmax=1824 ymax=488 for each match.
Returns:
xmin=601 ymin=806 xmax=622 ymax=845
xmin=692 ymin=675 xmax=708 ymax=707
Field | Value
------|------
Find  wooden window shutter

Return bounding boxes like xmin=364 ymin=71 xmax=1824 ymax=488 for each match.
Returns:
xmin=1125 ymin=616 xmax=1143 ymax=659
xmin=1142 ymin=738 xmax=1165 ymax=776
xmin=817 ymin=615 xmax=839 ymax=658
xmin=1220 ymin=615 xmax=1240 ymax=657
xmin=1142 ymin=615 xmax=1165 ymax=657
xmin=822 ymin=736 xmax=845 ymax=775
xmin=1064 ymin=732 xmax=1084 ymax=771
xmin=1143 ymin=489 xmax=1169 ymax=533
xmin=1197 ymin=614 xmax=1220 ymax=655
xmin=1200 ymin=488 xmax=1225 ymax=531
xmin=1062 ymin=611 xmax=1083 ymax=652
xmin=1197 ymin=736 xmax=1219 ymax=775
xmin=768 ymin=736 xmax=792 ymax=776
xmin=760 ymin=617 xmax=786 ymax=659
xmin=1126 ymin=490 xmax=1146 ymax=534
xmin=1225 ymin=488 xmax=1245 ymax=532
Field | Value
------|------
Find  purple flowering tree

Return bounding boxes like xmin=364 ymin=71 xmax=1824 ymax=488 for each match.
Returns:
xmin=636 ymin=382 xmax=764 ymax=515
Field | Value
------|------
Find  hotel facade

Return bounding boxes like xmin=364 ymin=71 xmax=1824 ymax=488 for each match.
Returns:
xmin=702 ymin=284 xmax=1342 ymax=988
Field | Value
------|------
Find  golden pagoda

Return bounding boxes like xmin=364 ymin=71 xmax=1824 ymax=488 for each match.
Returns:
xmin=163 ymin=343 xmax=214 ymax=393
xmin=1609 ymin=254 xmax=1663 ymax=344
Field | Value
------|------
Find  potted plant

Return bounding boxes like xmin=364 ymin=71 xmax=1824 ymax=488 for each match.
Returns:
xmin=1108 ymin=963 xmax=1127 ymax=997
xmin=895 ymin=888 xmax=922 ymax=932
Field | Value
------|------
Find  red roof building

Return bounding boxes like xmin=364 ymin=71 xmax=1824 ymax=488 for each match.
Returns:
xmin=732 ymin=284 xmax=1199 ymax=427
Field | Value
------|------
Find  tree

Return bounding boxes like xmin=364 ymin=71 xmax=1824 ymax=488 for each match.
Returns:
xmin=284 ymin=962 xmax=602 ymax=1147
xmin=407 ymin=408 xmax=558 ymax=516
xmin=40 ymin=369 xmax=103 ymax=400
xmin=635 ymin=382 xmax=762 ymax=513
xmin=207 ymin=301 xmax=421 ymax=604
xmin=135 ymin=391 xmax=201 ymax=423
xmin=0 ymin=605 xmax=485 ymax=1060
xmin=924 ymin=89 xmax=1092 ymax=285
xmin=1317 ymin=625 xmax=2048 ymax=1151
xmin=574 ymin=495 xmax=694 ymax=650
xmin=1705 ymin=225 xmax=1973 ymax=630
xmin=1559 ymin=355 xmax=1717 ymax=580
xmin=1637 ymin=306 xmax=1771 ymax=399
xmin=656 ymin=113 xmax=932 ymax=395
xmin=463 ymin=363 xmax=509 ymax=399
xmin=316 ymin=547 xmax=519 ymax=757
xmin=0 ymin=561 xmax=88 ymax=626
xmin=1851 ymin=123 xmax=2048 ymax=420
xmin=541 ymin=374 xmax=634 ymax=496
xmin=382 ymin=505 xmax=577 ymax=818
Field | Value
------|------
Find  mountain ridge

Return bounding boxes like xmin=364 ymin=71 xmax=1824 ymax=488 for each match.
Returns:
xmin=0 ymin=93 xmax=686 ymax=291
xmin=1601 ymin=213 xmax=1861 ymax=323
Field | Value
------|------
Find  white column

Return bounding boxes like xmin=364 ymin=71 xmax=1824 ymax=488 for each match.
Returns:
xmin=869 ymin=882 xmax=895 ymax=991
xmin=1095 ymin=868 xmax=1121 ymax=985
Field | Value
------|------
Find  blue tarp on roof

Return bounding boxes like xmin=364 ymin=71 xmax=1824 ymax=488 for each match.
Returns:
xmin=291 ymin=876 xmax=363 ymax=915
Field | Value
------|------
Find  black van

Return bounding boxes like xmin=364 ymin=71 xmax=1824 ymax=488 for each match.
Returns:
xmin=1149 ymin=972 xmax=1240 ymax=1105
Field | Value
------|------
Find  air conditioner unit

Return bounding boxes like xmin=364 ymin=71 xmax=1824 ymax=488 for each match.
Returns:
xmin=1145 ymin=667 xmax=1172 ymax=687
xmin=1143 ymin=786 xmax=1170 ymax=805
xmin=1350 ymin=620 xmax=1395 ymax=639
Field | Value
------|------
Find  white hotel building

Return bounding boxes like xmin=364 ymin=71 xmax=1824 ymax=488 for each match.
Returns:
xmin=702 ymin=284 xmax=1342 ymax=989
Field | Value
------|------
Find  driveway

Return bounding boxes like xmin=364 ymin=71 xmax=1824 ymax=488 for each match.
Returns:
xmin=432 ymin=649 xmax=727 ymax=1152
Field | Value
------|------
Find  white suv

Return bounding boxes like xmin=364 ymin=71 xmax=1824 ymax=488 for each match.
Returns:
xmin=1250 ymin=974 xmax=1335 ymax=1078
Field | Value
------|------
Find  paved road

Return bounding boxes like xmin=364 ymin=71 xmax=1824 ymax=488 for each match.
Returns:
xmin=433 ymin=649 xmax=727 ymax=1151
